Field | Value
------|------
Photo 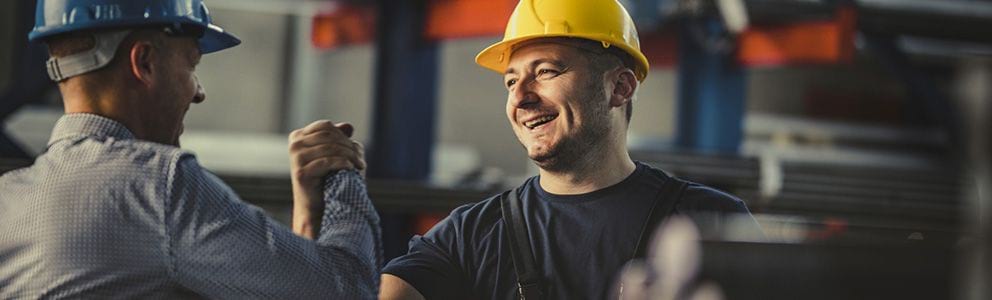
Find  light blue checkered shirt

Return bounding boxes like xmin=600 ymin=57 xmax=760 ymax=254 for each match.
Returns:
xmin=0 ymin=113 xmax=382 ymax=299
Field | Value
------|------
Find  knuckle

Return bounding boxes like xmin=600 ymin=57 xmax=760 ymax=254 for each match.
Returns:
xmin=317 ymin=130 xmax=334 ymax=139
xmin=317 ymin=144 xmax=337 ymax=154
xmin=292 ymin=168 xmax=308 ymax=179
xmin=314 ymin=120 xmax=335 ymax=130
xmin=329 ymin=159 xmax=352 ymax=169
xmin=288 ymin=140 xmax=305 ymax=151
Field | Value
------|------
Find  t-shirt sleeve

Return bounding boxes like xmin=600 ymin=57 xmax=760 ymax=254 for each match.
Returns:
xmin=678 ymin=184 xmax=766 ymax=240
xmin=382 ymin=205 xmax=474 ymax=299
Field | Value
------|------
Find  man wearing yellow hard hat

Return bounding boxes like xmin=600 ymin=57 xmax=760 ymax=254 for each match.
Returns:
xmin=381 ymin=0 xmax=761 ymax=299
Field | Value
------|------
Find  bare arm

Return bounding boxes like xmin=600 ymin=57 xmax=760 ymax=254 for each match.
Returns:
xmin=380 ymin=274 xmax=427 ymax=300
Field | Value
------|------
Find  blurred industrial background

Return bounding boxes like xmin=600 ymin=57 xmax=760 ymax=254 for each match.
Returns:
xmin=1 ymin=0 xmax=990 ymax=299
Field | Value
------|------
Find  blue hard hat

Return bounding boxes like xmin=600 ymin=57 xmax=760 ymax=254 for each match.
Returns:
xmin=29 ymin=0 xmax=240 ymax=54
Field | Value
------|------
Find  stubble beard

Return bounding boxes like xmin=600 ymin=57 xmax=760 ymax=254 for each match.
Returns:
xmin=530 ymin=79 xmax=612 ymax=174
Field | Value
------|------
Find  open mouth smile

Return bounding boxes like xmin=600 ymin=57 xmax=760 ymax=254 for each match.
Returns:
xmin=523 ymin=114 xmax=558 ymax=130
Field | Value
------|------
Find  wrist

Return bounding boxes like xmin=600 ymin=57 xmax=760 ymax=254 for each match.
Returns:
xmin=290 ymin=180 xmax=325 ymax=239
xmin=291 ymin=215 xmax=320 ymax=240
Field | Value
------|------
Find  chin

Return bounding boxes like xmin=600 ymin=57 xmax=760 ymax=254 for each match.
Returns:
xmin=531 ymin=154 xmax=569 ymax=172
xmin=528 ymin=146 xmax=564 ymax=170
xmin=526 ymin=144 xmax=551 ymax=159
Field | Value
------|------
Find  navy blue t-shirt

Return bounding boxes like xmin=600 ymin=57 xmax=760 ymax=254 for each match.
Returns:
xmin=383 ymin=162 xmax=760 ymax=300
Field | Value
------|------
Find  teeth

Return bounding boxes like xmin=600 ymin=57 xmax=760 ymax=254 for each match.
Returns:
xmin=524 ymin=115 xmax=556 ymax=128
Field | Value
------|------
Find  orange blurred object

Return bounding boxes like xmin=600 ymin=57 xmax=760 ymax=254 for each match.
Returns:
xmin=738 ymin=7 xmax=857 ymax=66
xmin=413 ymin=213 xmax=448 ymax=235
xmin=311 ymin=4 xmax=376 ymax=50
xmin=808 ymin=217 xmax=849 ymax=240
xmin=425 ymin=0 xmax=516 ymax=40
xmin=640 ymin=29 xmax=679 ymax=69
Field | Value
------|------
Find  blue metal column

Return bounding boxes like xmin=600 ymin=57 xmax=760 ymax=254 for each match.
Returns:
xmin=675 ymin=18 xmax=747 ymax=154
xmin=368 ymin=0 xmax=438 ymax=180
xmin=368 ymin=0 xmax=440 ymax=261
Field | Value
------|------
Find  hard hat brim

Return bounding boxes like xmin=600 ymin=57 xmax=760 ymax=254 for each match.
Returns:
xmin=475 ymin=34 xmax=650 ymax=82
xmin=199 ymin=24 xmax=241 ymax=54
xmin=29 ymin=21 xmax=240 ymax=55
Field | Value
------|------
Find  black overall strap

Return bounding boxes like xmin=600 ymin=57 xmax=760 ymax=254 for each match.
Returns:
xmin=632 ymin=174 xmax=689 ymax=259
xmin=500 ymin=187 xmax=544 ymax=300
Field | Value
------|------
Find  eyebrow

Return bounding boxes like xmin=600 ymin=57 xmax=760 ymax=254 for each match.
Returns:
xmin=504 ymin=58 xmax=564 ymax=75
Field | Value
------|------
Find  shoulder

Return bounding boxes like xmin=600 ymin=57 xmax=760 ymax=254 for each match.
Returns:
xmin=35 ymin=137 xmax=190 ymax=188
xmin=165 ymin=153 xmax=241 ymax=208
xmin=678 ymin=182 xmax=750 ymax=213
xmin=383 ymin=191 xmax=505 ymax=276
xmin=427 ymin=193 xmax=504 ymax=240
xmin=636 ymin=162 xmax=749 ymax=213
xmin=101 ymin=142 xmax=213 ymax=194
xmin=54 ymin=136 xmax=230 ymax=199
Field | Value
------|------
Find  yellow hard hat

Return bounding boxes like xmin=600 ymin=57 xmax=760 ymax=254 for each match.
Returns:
xmin=475 ymin=0 xmax=650 ymax=81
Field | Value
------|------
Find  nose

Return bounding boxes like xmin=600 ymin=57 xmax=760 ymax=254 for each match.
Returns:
xmin=508 ymin=78 xmax=539 ymax=109
xmin=192 ymin=75 xmax=206 ymax=104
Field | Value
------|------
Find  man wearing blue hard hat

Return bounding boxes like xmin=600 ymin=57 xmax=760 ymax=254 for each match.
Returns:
xmin=0 ymin=0 xmax=381 ymax=298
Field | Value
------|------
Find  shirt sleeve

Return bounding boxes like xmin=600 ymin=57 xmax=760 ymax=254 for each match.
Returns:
xmin=679 ymin=184 xmax=766 ymax=241
xmin=382 ymin=206 xmax=473 ymax=299
xmin=166 ymin=155 xmax=381 ymax=299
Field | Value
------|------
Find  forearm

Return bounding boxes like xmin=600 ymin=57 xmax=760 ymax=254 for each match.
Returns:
xmin=381 ymin=274 xmax=428 ymax=300
xmin=292 ymin=169 xmax=380 ymax=256
xmin=291 ymin=181 xmax=324 ymax=240
xmin=318 ymin=170 xmax=380 ymax=256
xmin=317 ymin=169 xmax=383 ymax=297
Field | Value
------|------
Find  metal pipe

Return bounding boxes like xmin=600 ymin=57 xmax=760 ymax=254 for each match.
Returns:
xmin=955 ymin=58 xmax=991 ymax=300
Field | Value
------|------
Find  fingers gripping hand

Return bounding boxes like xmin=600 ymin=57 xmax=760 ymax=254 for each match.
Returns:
xmin=289 ymin=120 xmax=366 ymax=190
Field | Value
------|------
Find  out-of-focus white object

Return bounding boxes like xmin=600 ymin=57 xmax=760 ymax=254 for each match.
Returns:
xmin=651 ymin=217 xmax=703 ymax=300
xmin=687 ymin=282 xmax=726 ymax=300
xmin=431 ymin=143 xmax=483 ymax=186
xmin=716 ymin=0 xmax=749 ymax=34
xmin=954 ymin=58 xmax=990 ymax=300
xmin=180 ymin=131 xmax=291 ymax=176
xmin=3 ymin=106 xmax=61 ymax=155
xmin=616 ymin=216 xmax=724 ymax=300
xmin=759 ymin=149 xmax=783 ymax=200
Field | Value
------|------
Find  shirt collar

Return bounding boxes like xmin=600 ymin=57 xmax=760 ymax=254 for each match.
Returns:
xmin=47 ymin=113 xmax=136 ymax=147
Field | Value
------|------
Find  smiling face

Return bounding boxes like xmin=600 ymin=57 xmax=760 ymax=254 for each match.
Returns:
xmin=147 ymin=35 xmax=205 ymax=146
xmin=503 ymin=40 xmax=616 ymax=172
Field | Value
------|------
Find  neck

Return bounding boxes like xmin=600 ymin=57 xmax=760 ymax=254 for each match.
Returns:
xmin=60 ymin=80 xmax=153 ymax=142
xmin=537 ymin=135 xmax=636 ymax=195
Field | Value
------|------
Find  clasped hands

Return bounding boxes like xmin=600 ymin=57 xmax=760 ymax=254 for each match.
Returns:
xmin=288 ymin=120 xmax=366 ymax=239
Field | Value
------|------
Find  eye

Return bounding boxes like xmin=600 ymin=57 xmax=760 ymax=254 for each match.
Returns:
xmin=537 ymin=68 xmax=560 ymax=78
xmin=505 ymin=78 xmax=518 ymax=88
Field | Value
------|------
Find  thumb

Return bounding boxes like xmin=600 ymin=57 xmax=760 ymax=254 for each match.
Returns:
xmin=335 ymin=122 xmax=354 ymax=138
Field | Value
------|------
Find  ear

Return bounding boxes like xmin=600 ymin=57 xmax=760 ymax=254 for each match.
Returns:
xmin=128 ymin=40 xmax=157 ymax=86
xmin=608 ymin=68 xmax=637 ymax=108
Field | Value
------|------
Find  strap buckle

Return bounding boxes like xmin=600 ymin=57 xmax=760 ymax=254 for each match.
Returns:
xmin=46 ymin=58 xmax=65 ymax=82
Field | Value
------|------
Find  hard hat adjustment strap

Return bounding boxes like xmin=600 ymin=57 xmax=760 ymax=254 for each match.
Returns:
xmin=46 ymin=30 xmax=132 ymax=82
